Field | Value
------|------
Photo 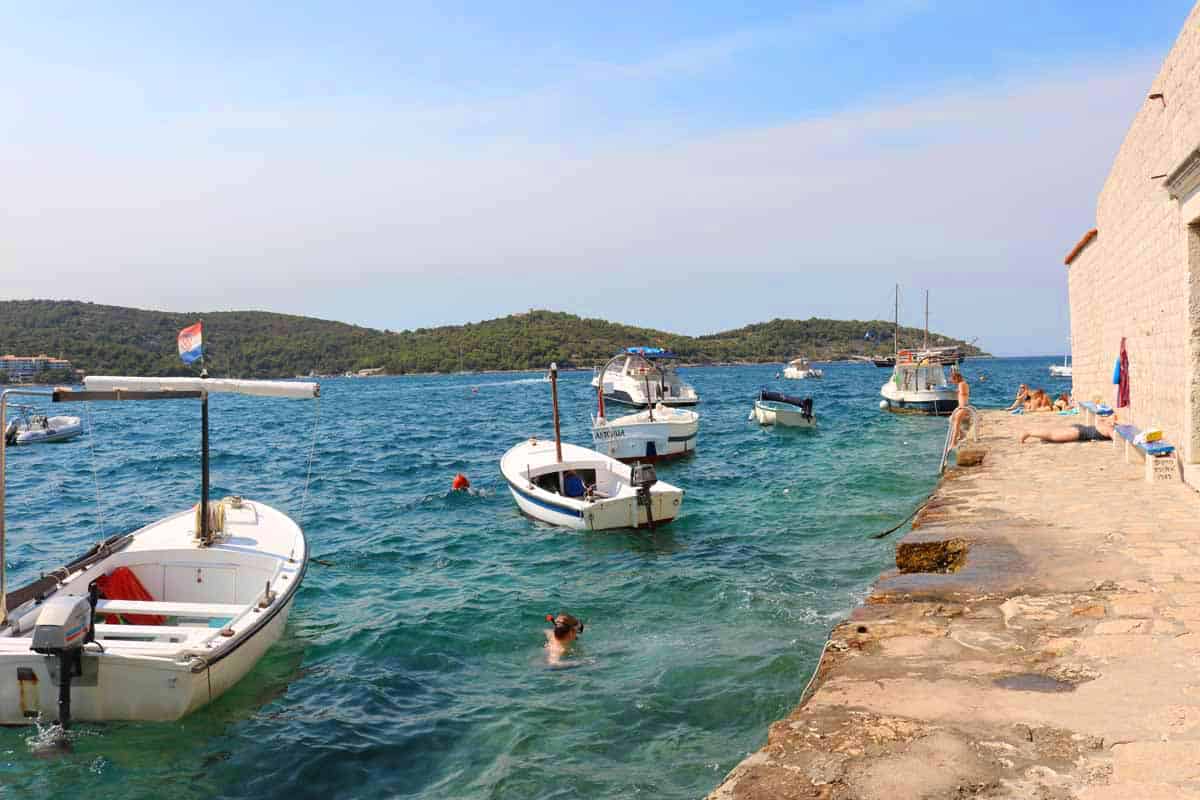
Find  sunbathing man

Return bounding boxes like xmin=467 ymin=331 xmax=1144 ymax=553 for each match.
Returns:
xmin=1019 ymin=414 xmax=1117 ymax=444
xmin=1024 ymin=388 xmax=1054 ymax=412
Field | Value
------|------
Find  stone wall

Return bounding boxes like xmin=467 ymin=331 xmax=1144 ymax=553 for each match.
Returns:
xmin=1067 ymin=4 xmax=1200 ymax=467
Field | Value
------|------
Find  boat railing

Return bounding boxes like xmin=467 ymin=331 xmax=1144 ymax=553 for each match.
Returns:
xmin=939 ymin=405 xmax=980 ymax=475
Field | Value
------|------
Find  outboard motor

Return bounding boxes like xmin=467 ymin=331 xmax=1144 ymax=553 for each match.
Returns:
xmin=4 ymin=419 xmax=17 ymax=446
xmin=30 ymin=590 xmax=97 ymax=729
xmin=801 ymin=397 xmax=814 ymax=422
xmin=630 ymin=462 xmax=658 ymax=529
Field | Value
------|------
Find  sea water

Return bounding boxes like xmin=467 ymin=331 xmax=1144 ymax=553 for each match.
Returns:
xmin=0 ymin=358 xmax=1060 ymax=799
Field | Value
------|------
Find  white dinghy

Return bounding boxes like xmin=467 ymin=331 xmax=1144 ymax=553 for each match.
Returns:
xmin=0 ymin=376 xmax=319 ymax=728
xmin=502 ymin=364 xmax=684 ymax=530
xmin=751 ymin=390 xmax=816 ymax=428
xmin=590 ymin=380 xmax=698 ymax=462
xmin=4 ymin=406 xmax=83 ymax=446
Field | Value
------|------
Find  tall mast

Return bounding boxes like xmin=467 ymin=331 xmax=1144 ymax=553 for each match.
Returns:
xmin=924 ymin=290 xmax=929 ymax=352
xmin=550 ymin=363 xmax=562 ymax=463
xmin=894 ymin=284 xmax=899 ymax=356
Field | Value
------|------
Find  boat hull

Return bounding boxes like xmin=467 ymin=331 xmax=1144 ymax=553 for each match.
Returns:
xmin=752 ymin=401 xmax=815 ymax=427
xmin=12 ymin=417 xmax=83 ymax=445
xmin=591 ymin=411 xmax=698 ymax=462
xmin=600 ymin=390 xmax=698 ymax=408
xmin=0 ymin=594 xmax=295 ymax=724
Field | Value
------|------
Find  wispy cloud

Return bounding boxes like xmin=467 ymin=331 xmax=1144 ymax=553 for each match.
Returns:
xmin=1 ymin=49 xmax=1157 ymax=353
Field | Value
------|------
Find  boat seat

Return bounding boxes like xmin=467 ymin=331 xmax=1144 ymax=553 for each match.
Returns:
xmin=93 ymin=623 xmax=212 ymax=643
xmin=95 ymin=599 xmax=245 ymax=619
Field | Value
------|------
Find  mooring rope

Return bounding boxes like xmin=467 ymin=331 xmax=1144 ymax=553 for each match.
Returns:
xmin=85 ymin=403 xmax=104 ymax=537
xmin=868 ymin=491 xmax=933 ymax=540
xmin=299 ymin=394 xmax=321 ymax=525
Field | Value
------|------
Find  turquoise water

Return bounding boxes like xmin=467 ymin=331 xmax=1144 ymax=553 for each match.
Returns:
xmin=0 ymin=358 xmax=1058 ymax=799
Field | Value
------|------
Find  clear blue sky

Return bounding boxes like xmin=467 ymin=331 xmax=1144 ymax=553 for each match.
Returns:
xmin=2 ymin=1 xmax=1194 ymax=354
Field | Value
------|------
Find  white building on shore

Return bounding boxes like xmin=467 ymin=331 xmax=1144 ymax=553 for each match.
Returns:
xmin=0 ymin=354 xmax=73 ymax=382
xmin=1065 ymin=3 xmax=1200 ymax=486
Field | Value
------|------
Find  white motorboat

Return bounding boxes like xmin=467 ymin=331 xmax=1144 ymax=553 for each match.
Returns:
xmin=751 ymin=391 xmax=816 ymax=427
xmin=880 ymin=350 xmax=958 ymax=415
xmin=592 ymin=403 xmax=699 ymax=462
xmin=4 ymin=408 xmax=83 ymax=445
xmin=503 ymin=364 xmax=684 ymax=530
xmin=0 ymin=375 xmax=319 ymax=727
xmin=782 ymin=358 xmax=823 ymax=379
xmin=591 ymin=348 xmax=699 ymax=408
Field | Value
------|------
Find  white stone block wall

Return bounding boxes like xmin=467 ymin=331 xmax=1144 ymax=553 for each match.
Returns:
xmin=1067 ymin=4 xmax=1200 ymax=460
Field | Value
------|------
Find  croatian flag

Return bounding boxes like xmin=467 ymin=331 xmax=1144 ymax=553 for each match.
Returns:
xmin=178 ymin=322 xmax=203 ymax=364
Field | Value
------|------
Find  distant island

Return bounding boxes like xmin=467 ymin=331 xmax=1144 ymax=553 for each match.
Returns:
xmin=0 ymin=300 xmax=985 ymax=379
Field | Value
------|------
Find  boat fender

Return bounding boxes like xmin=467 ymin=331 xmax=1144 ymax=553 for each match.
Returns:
xmin=879 ymin=400 xmax=888 ymax=410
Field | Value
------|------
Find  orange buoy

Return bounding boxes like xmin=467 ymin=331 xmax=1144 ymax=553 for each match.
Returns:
xmin=452 ymin=473 xmax=470 ymax=491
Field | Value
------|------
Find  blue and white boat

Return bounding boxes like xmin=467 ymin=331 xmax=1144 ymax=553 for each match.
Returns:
xmin=501 ymin=439 xmax=684 ymax=530
xmin=503 ymin=363 xmax=684 ymax=530
xmin=591 ymin=348 xmax=699 ymax=408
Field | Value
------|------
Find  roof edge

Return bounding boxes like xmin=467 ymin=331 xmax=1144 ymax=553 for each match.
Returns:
xmin=1064 ymin=229 xmax=1098 ymax=266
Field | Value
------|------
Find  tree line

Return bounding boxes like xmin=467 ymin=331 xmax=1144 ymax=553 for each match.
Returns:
xmin=0 ymin=300 xmax=983 ymax=378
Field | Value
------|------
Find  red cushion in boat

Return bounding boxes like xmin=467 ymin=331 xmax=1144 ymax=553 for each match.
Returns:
xmin=96 ymin=566 xmax=166 ymax=625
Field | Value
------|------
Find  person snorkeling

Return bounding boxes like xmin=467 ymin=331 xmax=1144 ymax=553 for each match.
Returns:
xmin=544 ymin=612 xmax=584 ymax=663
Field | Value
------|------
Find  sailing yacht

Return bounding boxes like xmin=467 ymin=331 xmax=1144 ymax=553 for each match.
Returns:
xmin=879 ymin=288 xmax=959 ymax=416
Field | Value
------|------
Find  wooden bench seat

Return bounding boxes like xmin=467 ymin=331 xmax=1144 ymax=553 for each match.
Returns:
xmin=1078 ymin=401 xmax=1113 ymax=426
xmin=95 ymin=599 xmax=245 ymax=619
xmin=1111 ymin=423 xmax=1178 ymax=482
xmin=93 ymin=623 xmax=213 ymax=642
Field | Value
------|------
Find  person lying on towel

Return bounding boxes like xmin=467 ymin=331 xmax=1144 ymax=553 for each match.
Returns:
xmin=1019 ymin=415 xmax=1117 ymax=444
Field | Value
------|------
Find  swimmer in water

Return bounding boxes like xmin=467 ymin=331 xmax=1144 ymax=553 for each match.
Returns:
xmin=544 ymin=612 xmax=584 ymax=664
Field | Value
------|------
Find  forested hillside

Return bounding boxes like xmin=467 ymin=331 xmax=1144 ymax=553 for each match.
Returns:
xmin=0 ymin=300 xmax=983 ymax=378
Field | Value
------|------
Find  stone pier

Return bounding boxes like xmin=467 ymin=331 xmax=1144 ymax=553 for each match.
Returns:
xmin=709 ymin=410 xmax=1200 ymax=799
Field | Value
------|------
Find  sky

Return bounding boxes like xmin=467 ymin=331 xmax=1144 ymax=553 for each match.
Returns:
xmin=1 ymin=1 xmax=1195 ymax=355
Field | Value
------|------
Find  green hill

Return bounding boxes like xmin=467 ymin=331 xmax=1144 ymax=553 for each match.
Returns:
xmin=0 ymin=300 xmax=983 ymax=379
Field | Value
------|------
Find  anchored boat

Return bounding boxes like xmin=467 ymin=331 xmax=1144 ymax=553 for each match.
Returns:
xmin=590 ymin=372 xmax=699 ymax=464
xmin=751 ymin=391 xmax=816 ymax=427
xmin=782 ymin=358 xmax=823 ymax=380
xmin=3 ymin=406 xmax=83 ymax=446
xmin=0 ymin=375 xmax=319 ymax=727
xmin=591 ymin=348 xmax=698 ymax=408
xmin=503 ymin=365 xmax=684 ymax=530
xmin=880 ymin=350 xmax=957 ymax=415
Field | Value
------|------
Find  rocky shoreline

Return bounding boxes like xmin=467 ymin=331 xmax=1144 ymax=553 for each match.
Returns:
xmin=708 ymin=411 xmax=1200 ymax=799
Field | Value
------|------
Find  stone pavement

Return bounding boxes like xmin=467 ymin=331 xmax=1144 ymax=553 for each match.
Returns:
xmin=709 ymin=410 xmax=1200 ymax=799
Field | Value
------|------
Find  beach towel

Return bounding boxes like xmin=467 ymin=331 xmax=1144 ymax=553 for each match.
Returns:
xmin=1117 ymin=337 xmax=1130 ymax=408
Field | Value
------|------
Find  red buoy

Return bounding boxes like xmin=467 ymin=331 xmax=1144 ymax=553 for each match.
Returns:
xmin=451 ymin=473 xmax=470 ymax=491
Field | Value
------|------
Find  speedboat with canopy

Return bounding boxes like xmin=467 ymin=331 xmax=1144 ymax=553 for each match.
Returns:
xmin=591 ymin=348 xmax=699 ymax=408
xmin=3 ymin=406 xmax=83 ymax=446
xmin=751 ymin=391 xmax=816 ymax=427
xmin=782 ymin=358 xmax=823 ymax=380
xmin=502 ymin=364 xmax=684 ymax=530
xmin=0 ymin=375 xmax=319 ymax=728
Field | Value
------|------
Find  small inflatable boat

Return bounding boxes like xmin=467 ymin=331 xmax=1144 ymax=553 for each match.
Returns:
xmin=4 ymin=413 xmax=84 ymax=445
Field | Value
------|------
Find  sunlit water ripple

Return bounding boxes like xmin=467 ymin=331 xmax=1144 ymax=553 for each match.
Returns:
xmin=0 ymin=358 xmax=1057 ymax=798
